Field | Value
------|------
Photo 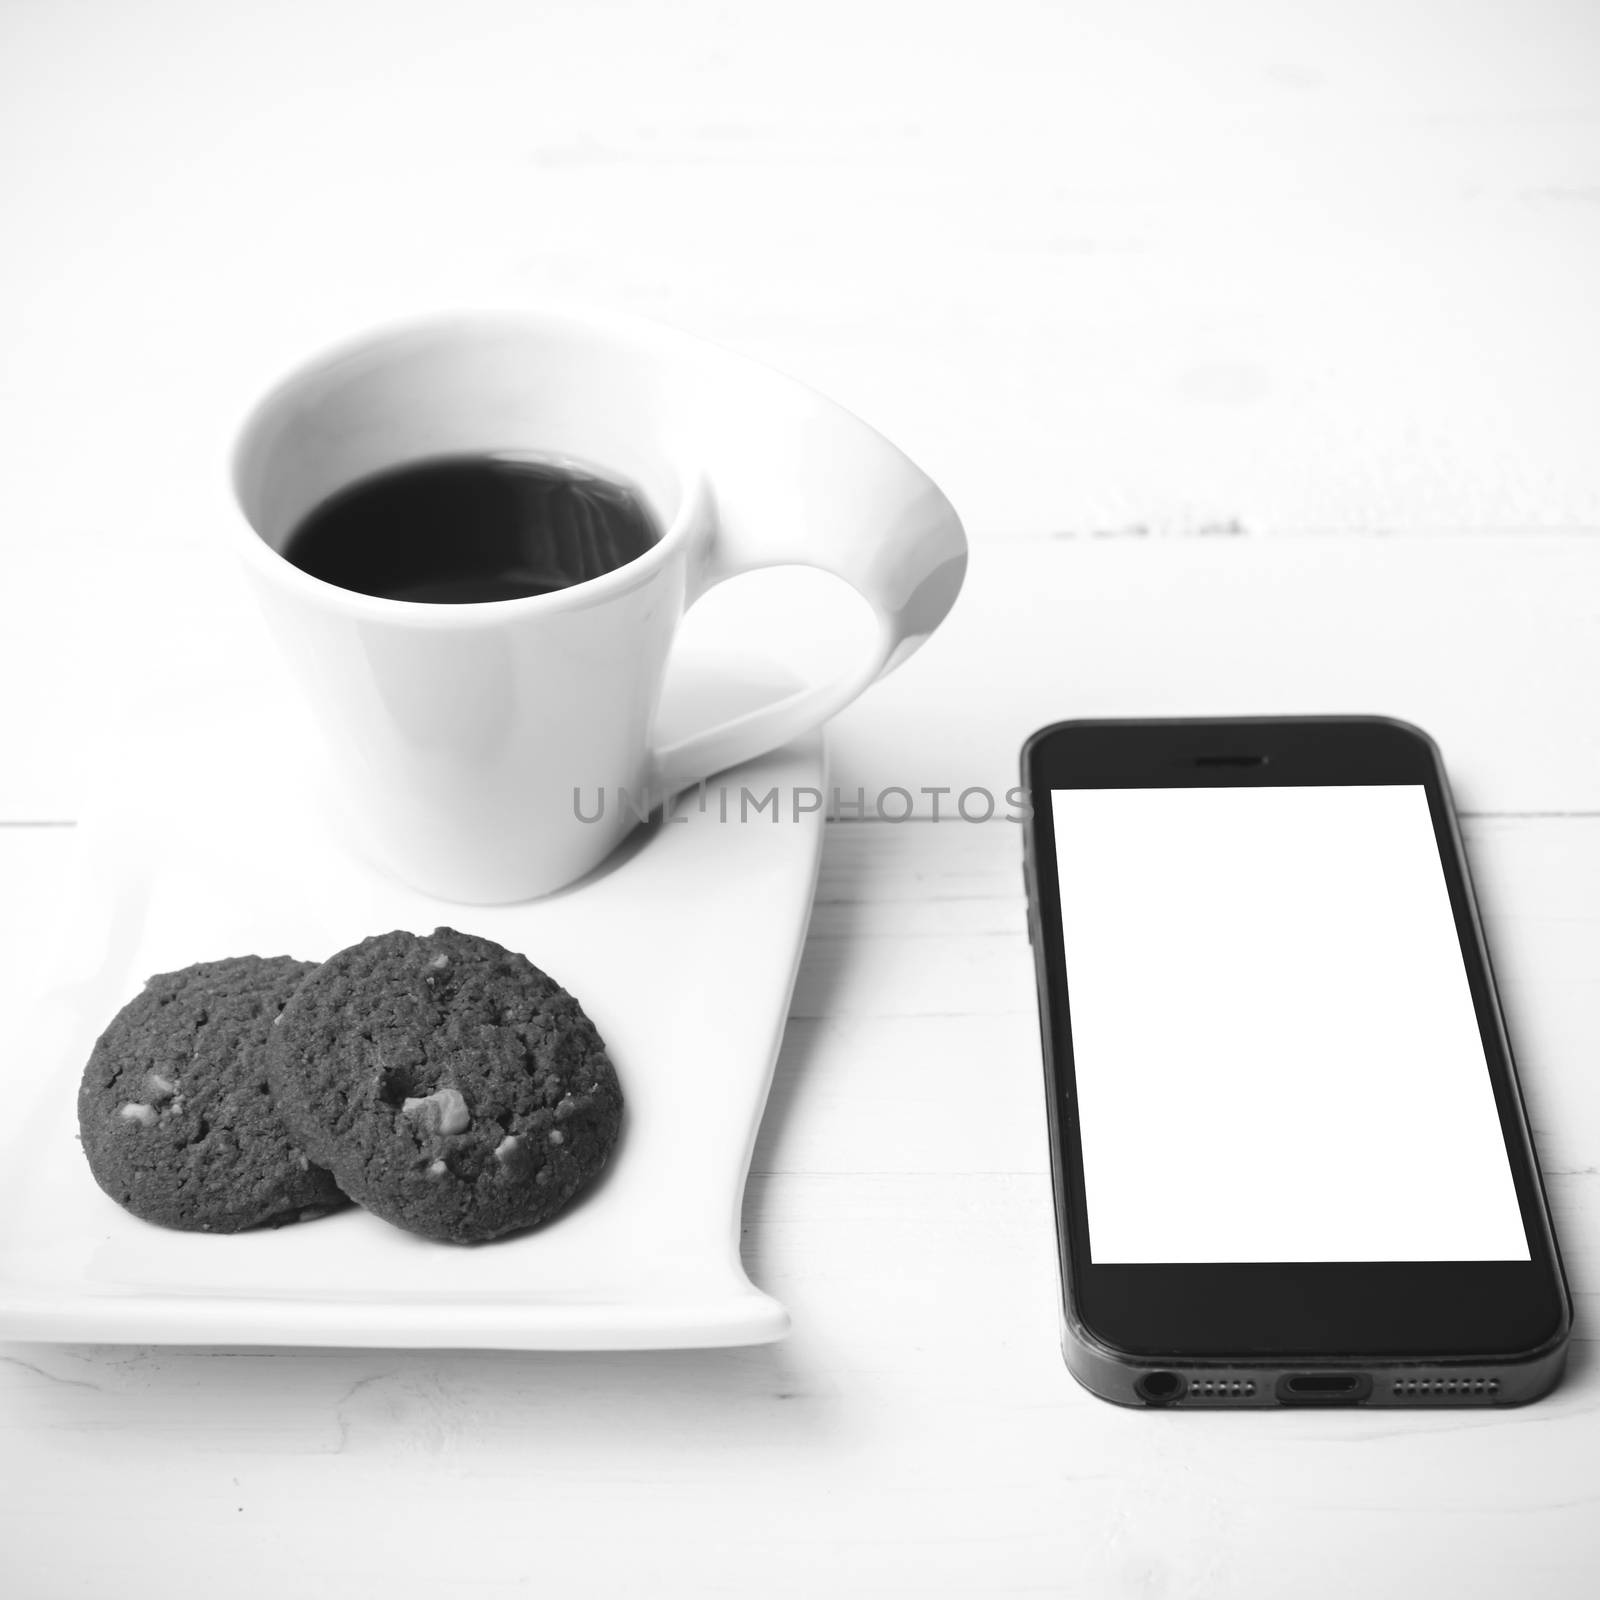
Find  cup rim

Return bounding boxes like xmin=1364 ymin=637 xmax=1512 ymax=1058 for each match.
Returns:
xmin=228 ymin=309 xmax=706 ymax=629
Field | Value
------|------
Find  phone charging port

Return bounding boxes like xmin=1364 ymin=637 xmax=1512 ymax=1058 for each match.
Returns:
xmin=1277 ymin=1372 xmax=1372 ymax=1405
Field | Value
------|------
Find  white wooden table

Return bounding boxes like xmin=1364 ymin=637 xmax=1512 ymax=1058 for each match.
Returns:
xmin=3 ymin=3 xmax=1598 ymax=1593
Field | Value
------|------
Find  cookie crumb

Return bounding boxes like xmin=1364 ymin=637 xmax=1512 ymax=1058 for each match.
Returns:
xmin=145 ymin=1072 xmax=177 ymax=1102
xmin=493 ymin=1135 xmax=521 ymax=1163
xmin=428 ymin=1159 xmax=447 ymax=1178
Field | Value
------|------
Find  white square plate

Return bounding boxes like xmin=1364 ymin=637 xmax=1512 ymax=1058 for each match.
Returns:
xmin=0 ymin=733 xmax=824 ymax=1350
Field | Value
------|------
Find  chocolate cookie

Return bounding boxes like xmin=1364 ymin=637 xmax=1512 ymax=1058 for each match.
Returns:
xmin=78 ymin=956 xmax=348 ymax=1232
xmin=265 ymin=928 xmax=623 ymax=1244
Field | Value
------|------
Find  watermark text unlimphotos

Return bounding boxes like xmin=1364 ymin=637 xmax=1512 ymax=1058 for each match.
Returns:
xmin=574 ymin=784 xmax=1032 ymax=824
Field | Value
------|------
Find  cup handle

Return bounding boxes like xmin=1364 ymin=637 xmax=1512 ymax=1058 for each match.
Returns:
xmin=648 ymin=355 xmax=968 ymax=798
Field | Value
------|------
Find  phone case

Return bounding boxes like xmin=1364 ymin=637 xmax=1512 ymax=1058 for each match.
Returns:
xmin=1022 ymin=717 xmax=1573 ymax=1409
xmin=1053 ymin=1279 xmax=1570 ymax=1410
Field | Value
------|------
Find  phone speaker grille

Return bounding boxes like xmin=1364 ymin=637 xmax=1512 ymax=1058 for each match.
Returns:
xmin=1185 ymin=1378 xmax=1257 ymax=1400
xmin=1392 ymin=1377 xmax=1499 ymax=1398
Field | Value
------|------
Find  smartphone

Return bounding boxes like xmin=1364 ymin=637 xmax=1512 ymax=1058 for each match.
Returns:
xmin=1021 ymin=717 xmax=1571 ymax=1408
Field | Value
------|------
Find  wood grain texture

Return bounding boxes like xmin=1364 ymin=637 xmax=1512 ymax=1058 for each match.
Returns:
xmin=7 ymin=531 xmax=1600 ymax=819
xmin=4 ymin=0 xmax=1600 ymax=1593
xmin=1 ymin=806 xmax=1597 ymax=1597
xmin=2 ymin=0 xmax=1600 ymax=551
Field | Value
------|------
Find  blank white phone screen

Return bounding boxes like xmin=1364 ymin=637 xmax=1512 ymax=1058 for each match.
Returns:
xmin=1051 ymin=786 xmax=1529 ymax=1264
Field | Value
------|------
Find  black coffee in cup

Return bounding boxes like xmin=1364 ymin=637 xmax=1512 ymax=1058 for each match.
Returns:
xmin=281 ymin=454 xmax=662 ymax=604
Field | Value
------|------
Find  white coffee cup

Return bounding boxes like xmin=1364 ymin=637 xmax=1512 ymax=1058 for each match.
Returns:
xmin=231 ymin=308 xmax=967 ymax=903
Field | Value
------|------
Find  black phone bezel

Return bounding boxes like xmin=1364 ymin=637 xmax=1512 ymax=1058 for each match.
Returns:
xmin=1022 ymin=716 xmax=1571 ymax=1362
